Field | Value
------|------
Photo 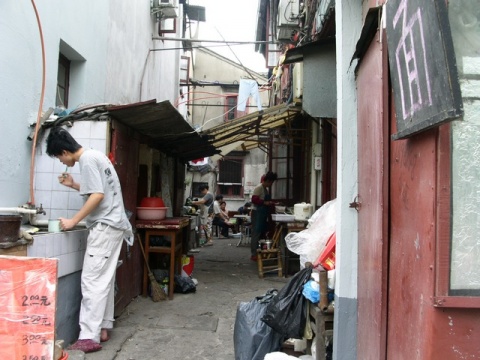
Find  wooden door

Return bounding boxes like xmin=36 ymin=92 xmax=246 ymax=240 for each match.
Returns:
xmin=110 ymin=120 xmax=143 ymax=315
xmin=356 ymin=30 xmax=389 ymax=359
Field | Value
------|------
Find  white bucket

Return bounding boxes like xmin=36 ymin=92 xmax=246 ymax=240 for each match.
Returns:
xmin=293 ymin=202 xmax=313 ymax=220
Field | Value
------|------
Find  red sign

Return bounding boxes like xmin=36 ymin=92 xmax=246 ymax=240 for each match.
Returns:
xmin=0 ymin=256 xmax=58 ymax=360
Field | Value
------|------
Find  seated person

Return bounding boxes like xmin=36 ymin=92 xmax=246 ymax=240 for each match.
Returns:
xmin=237 ymin=202 xmax=252 ymax=227
xmin=212 ymin=197 xmax=234 ymax=238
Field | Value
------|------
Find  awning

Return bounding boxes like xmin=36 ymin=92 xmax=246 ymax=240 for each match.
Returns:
xmin=105 ymin=100 xmax=219 ymax=161
xmin=199 ymin=103 xmax=301 ymax=156
xmin=50 ymin=99 xmax=219 ymax=162
xmin=284 ymin=37 xmax=336 ymax=64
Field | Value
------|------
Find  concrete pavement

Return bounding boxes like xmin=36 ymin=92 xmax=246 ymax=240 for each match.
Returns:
xmin=67 ymin=235 xmax=288 ymax=360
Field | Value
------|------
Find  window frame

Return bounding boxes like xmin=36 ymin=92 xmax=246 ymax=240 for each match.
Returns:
xmin=217 ymin=155 xmax=244 ymax=198
xmin=434 ymin=124 xmax=480 ymax=308
xmin=56 ymin=54 xmax=70 ymax=108
xmin=224 ymin=94 xmax=238 ymax=121
xmin=180 ymin=56 xmax=189 ymax=84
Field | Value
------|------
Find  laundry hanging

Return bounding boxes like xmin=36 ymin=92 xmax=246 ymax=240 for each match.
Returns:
xmin=237 ymin=79 xmax=263 ymax=112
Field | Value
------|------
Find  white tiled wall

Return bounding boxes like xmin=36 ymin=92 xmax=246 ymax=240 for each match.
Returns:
xmin=27 ymin=229 xmax=88 ymax=277
xmin=34 ymin=121 xmax=108 ymax=222
xmin=29 ymin=121 xmax=108 ymax=277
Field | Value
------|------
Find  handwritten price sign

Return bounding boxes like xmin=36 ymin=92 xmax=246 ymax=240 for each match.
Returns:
xmin=0 ymin=256 xmax=58 ymax=359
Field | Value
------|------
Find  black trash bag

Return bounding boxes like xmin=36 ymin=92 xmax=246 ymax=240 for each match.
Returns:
xmin=234 ymin=289 xmax=284 ymax=360
xmin=174 ymin=274 xmax=196 ymax=293
xmin=261 ymin=267 xmax=312 ymax=339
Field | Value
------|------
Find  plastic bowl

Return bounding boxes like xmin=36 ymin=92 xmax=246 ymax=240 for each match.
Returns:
xmin=137 ymin=207 xmax=168 ymax=220
xmin=139 ymin=197 xmax=165 ymax=207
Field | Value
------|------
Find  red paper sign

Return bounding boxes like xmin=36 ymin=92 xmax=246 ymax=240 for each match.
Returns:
xmin=0 ymin=256 xmax=58 ymax=360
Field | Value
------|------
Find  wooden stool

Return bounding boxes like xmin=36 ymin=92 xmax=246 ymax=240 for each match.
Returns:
xmin=256 ymin=248 xmax=283 ymax=278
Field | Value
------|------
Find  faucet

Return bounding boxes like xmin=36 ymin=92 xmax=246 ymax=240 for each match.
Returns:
xmin=35 ymin=203 xmax=46 ymax=215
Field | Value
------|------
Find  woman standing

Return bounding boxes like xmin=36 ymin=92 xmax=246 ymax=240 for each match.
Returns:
xmin=250 ymin=172 xmax=277 ymax=261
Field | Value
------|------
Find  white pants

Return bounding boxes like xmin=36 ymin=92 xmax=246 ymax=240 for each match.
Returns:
xmin=237 ymin=79 xmax=263 ymax=112
xmin=79 ymin=223 xmax=123 ymax=342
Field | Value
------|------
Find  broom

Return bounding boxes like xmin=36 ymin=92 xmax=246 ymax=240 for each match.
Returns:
xmin=137 ymin=233 xmax=167 ymax=302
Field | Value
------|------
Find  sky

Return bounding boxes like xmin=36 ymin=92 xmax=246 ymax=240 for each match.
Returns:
xmin=188 ymin=0 xmax=267 ymax=73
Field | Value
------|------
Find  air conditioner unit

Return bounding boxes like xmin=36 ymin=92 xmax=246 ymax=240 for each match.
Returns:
xmin=277 ymin=27 xmax=295 ymax=42
xmin=151 ymin=0 xmax=178 ymax=19
xmin=277 ymin=0 xmax=300 ymax=28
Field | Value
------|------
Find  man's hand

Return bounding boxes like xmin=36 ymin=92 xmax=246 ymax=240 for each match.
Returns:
xmin=59 ymin=217 xmax=78 ymax=231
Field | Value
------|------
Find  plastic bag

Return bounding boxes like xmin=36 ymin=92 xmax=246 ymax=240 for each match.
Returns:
xmin=234 ymin=290 xmax=284 ymax=360
xmin=285 ymin=199 xmax=337 ymax=266
xmin=302 ymin=280 xmax=319 ymax=303
xmin=261 ymin=267 xmax=312 ymax=339
xmin=173 ymin=274 xmax=196 ymax=293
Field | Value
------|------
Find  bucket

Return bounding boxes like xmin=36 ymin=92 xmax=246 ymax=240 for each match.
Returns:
xmin=0 ymin=215 xmax=22 ymax=243
xmin=294 ymin=202 xmax=313 ymax=220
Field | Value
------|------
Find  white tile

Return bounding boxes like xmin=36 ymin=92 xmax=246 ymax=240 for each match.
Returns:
xmin=35 ymin=190 xmax=52 ymax=209
xmin=90 ymin=122 xmax=107 ymax=139
xmin=77 ymin=138 xmax=90 ymax=150
xmin=35 ymin=154 xmax=55 ymax=173
xmin=49 ymin=209 xmax=65 ymax=221
xmin=51 ymin=191 xmax=70 ymax=210
xmin=70 ymin=122 xmax=91 ymax=139
xmin=45 ymin=236 xmax=56 ymax=257
xmin=56 ymin=254 xmax=68 ymax=277
xmin=27 ymin=243 xmax=37 ymax=257
xmin=68 ymin=192 xmax=84 ymax=210
xmin=35 ymin=173 xmax=54 ymax=191
xmin=33 ymin=237 xmax=46 ymax=257
xmin=89 ymin=139 xmax=107 ymax=153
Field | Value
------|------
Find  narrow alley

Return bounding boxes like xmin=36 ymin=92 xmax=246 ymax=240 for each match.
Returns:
xmin=72 ymin=236 xmax=288 ymax=360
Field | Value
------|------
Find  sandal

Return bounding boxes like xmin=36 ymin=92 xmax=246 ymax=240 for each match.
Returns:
xmin=68 ymin=339 xmax=102 ymax=353
xmin=204 ymin=240 xmax=214 ymax=246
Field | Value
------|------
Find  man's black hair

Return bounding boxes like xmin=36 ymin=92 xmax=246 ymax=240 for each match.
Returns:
xmin=198 ymin=184 xmax=209 ymax=192
xmin=215 ymin=194 xmax=223 ymax=200
xmin=264 ymin=171 xmax=278 ymax=182
xmin=46 ymin=126 xmax=82 ymax=157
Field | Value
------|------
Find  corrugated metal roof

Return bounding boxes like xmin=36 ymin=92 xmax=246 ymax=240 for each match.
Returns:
xmin=105 ymin=100 xmax=219 ymax=161
xmin=199 ymin=103 xmax=302 ymax=155
xmin=50 ymin=99 xmax=220 ymax=162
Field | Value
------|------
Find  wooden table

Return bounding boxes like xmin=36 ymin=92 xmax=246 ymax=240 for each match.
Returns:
xmin=272 ymin=220 xmax=307 ymax=277
xmin=136 ymin=217 xmax=190 ymax=300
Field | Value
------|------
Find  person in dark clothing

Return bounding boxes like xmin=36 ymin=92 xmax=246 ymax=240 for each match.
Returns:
xmin=212 ymin=195 xmax=232 ymax=238
xmin=250 ymin=172 xmax=278 ymax=261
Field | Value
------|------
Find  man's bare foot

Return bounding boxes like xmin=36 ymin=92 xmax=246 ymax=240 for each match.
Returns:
xmin=100 ymin=328 xmax=109 ymax=342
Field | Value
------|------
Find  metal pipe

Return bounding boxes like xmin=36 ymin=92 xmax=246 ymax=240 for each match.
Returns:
xmin=152 ymin=36 xmax=275 ymax=44
xmin=0 ymin=207 xmax=38 ymax=214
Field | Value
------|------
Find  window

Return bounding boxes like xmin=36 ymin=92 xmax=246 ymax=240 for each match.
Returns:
xmin=434 ymin=0 xmax=480 ymax=307
xmin=225 ymin=95 xmax=238 ymax=121
xmin=192 ymin=182 xmax=208 ymax=199
xmin=56 ymin=54 xmax=70 ymax=108
xmin=218 ymin=156 xmax=244 ymax=197
xmin=180 ymin=56 xmax=189 ymax=84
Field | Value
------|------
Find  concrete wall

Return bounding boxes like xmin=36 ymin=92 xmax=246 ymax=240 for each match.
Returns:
xmin=334 ymin=1 xmax=363 ymax=359
xmin=191 ymin=47 xmax=268 ymax=131
xmin=1 ymin=0 xmax=185 ymax=347
xmin=303 ymin=44 xmax=337 ymax=118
